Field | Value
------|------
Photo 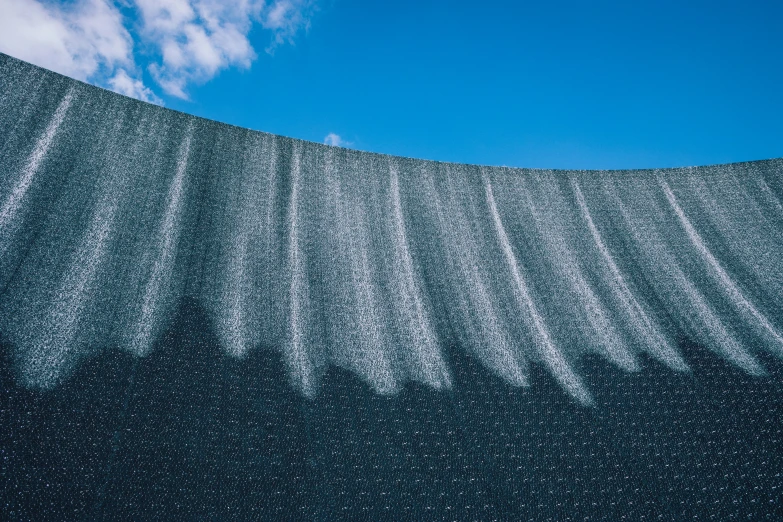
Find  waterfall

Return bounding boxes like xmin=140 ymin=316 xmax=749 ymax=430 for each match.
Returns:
xmin=1 ymin=53 xmax=782 ymax=403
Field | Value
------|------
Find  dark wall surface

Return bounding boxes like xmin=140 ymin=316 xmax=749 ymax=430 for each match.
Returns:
xmin=1 ymin=54 xmax=782 ymax=520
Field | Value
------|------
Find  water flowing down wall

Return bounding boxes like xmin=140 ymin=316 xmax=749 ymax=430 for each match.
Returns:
xmin=2 ymin=54 xmax=783 ymax=406
xmin=3 ymin=53 xmax=783 ymax=521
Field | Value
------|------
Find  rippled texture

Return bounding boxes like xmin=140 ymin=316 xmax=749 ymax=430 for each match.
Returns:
xmin=2 ymin=53 xmax=782 ymax=407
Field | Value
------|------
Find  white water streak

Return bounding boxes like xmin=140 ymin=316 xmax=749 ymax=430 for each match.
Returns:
xmin=678 ymin=172 xmax=783 ymax=305
xmin=572 ymin=179 xmax=688 ymax=372
xmin=483 ymin=174 xmax=591 ymax=405
xmin=286 ymin=145 xmax=317 ymax=396
xmin=24 ymin=178 xmax=119 ymax=387
xmin=755 ymin=176 xmax=783 ymax=219
xmin=0 ymin=89 xmax=74 ymax=247
xmin=609 ymin=183 xmax=764 ymax=375
xmin=350 ymin=222 xmax=396 ymax=393
xmin=434 ymin=168 xmax=528 ymax=388
xmin=389 ymin=166 xmax=451 ymax=389
xmin=4 ymin=62 xmax=780 ymax=400
xmin=661 ymin=180 xmax=783 ymax=355
xmin=221 ymin=232 xmax=249 ymax=356
xmin=526 ymin=175 xmax=637 ymax=372
xmin=216 ymin=136 xmax=274 ymax=357
xmin=258 ymin=136 xmax=281 ymax=346
xmin=329 ymin=157 xmax=396 ymax=394
xmin=130 ymin=131 xmax=191 ymax=355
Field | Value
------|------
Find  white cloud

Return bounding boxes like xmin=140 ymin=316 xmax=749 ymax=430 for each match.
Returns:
xmin=0 ymin=0 xmax=317 ymax=102
xmin=261 ymin=0 xmax=316 ymax=53
xmin=324 ymin=133 xmax=346 ymax=147
xmin=108 ymin=68 xmax=163 ymax=104
xmin=0 ymin=0 xmax=159 ymax=103
xmin=136 ymin=0 xmax=257 ymax=98
xmin=137 ymin=0 xmax=316 ymax=98
xmin=0 ymin=0 xmax=133 ymax=81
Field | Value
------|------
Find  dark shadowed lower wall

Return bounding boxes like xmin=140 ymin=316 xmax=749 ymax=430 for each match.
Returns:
xmin=1 ymin=53 xmax=782 ymax=520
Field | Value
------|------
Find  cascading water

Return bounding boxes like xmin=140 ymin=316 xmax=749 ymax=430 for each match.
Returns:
xmin=1 ymin=53 xmax=782 ymax=405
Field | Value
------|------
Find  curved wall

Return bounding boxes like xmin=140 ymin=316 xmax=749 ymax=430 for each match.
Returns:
xmin=3 ymin=53 xmax=783 ymax=521
xmin=2 ymin=53 xmax=783 ymax=404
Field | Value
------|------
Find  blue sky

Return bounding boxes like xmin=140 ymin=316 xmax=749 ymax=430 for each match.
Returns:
xmin=1 ymin=0 xmax=782 ymax=169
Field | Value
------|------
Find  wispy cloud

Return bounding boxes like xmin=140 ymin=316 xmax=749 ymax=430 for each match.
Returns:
xmin=0 ymin=0 xmax=138 ymax=90
xmin=324 ymin=133 xmax=341 ymax=146
xmin=136 ymin=0 xmax=258 ymax=99
xmin=0 ymin=0 xmax=317 ymax=102
xmin=324 ymin=133 xmax=351 ymax=147
xmin=108 ymin=68 xmax=162 ymax=103
xmin=260 ymin=0 xmax=316 ymax=53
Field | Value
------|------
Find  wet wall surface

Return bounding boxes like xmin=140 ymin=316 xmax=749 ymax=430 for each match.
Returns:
xmin=1 ymin=54 xmax=782 ymax=520
xmin=2 ymin=300 xmax=782 ymax=520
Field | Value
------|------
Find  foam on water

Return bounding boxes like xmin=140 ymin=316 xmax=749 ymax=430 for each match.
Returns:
xmin=1 ymin=54 xmax=781 ymax=404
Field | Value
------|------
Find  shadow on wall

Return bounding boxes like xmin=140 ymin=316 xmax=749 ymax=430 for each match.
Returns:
xmin=1 ymin=297 xmax=782 ymax=520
